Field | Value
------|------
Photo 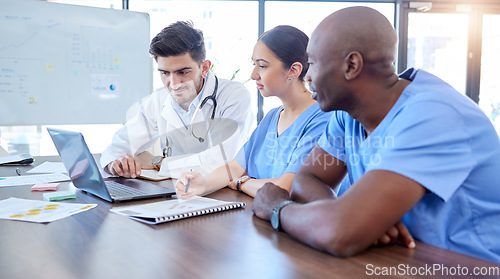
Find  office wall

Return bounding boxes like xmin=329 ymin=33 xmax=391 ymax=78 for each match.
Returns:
xmin=0 ymin=0 xmax=151 ymax=125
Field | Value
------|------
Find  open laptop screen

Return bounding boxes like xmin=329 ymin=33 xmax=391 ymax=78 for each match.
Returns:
xmin=47 ymin=128 xmax=113 ymax=201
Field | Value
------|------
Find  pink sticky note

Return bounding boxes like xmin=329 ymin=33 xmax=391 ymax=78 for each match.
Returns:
xmin=31 ymin=183 xmax=60 ymax=192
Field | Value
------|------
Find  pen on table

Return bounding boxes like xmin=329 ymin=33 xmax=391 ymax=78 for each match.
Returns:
xmin=16 ymin=168 xmax=21 ymax=176
xmin=185 ymin=169 xmax=193 ymax=194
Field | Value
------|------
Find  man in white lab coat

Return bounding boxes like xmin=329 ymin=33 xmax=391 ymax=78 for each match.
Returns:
xmin=101 ymin=21 xmax=253 ymax=179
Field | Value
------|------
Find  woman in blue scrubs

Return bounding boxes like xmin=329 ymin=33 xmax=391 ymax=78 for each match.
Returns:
xmin=175 ymin=25 xmax=331 ymax=198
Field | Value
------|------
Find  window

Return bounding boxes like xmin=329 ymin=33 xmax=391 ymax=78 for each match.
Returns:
xmin=49 ymin=0 xmax=121 ymax=9
xmin=479 ymin=14 xmax=500 ymax=133
xmin=263 ymin=1 xmax=395 ymax=114
xmin=2 ymin=0 xmax=499 ymax=157
xmin=407 ymin=12 xmax=468 ymax=94
xmin=400 ymin=1 xmax=500 ymax=135
xmin=130 ymin=0 xmax=259 ymax=121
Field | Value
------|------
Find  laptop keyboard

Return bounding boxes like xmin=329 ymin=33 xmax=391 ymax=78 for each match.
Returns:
xmin=106 ymin=181 xmax=148 ymax=198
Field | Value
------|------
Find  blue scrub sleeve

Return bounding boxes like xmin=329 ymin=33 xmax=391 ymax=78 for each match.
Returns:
xmin=366 ymin=101 xmax=474 ymax=201
xmin=234 ymin=107 xmax=278 ymax=174
xmin=317 ymin=111 xmax=348 ymax=163
xmin=284 ymin=112 xmax=332 ymax=174
xmin=234 ymin=144 xmax=247 ymax=171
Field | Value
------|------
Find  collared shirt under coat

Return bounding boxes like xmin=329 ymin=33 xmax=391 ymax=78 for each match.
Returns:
xmin=100 ymin=71 xmax=254 ymax=178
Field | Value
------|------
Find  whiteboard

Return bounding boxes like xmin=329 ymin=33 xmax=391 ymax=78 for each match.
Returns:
xmin=0 ymin=0 xmax=152 ymax=125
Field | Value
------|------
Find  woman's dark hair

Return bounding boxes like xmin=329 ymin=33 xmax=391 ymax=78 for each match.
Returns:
xmin=149 ymin=21 xmax=205 ymax=64
xmin=259 ymin=25 xmax=309 ymax=81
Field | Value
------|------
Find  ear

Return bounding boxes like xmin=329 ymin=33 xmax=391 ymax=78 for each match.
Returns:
xmin=288 ymin=62 xmax=303 ymax=79
xmin=343 ymin=51 xmax=363 ymax=80
xmin=200 ymin=60 xmax=211 ymax=78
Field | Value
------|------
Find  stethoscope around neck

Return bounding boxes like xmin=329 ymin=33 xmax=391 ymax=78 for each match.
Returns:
xmin=163 ymin=76 xmax=218 ymax=157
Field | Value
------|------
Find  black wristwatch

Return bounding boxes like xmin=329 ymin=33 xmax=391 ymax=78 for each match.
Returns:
xmin=235 ymin=175 xmax=250 ymax=192
xmin=271 ymin=200 xmax=295 ymax=231
xmin=152 ymin=156 xmax=163 ymax=171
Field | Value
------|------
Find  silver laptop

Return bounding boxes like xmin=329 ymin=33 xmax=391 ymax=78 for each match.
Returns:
xmin=47 ymin=128 xmax=175 ymax=202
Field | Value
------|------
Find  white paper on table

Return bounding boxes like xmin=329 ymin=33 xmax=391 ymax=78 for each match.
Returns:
xmin=0 ymin=173 xmax=70 ymax=187
xmin=0 ymin=197 xmax=96 ymax=223
xmin=27 ymin=162 xmax=67 ymax=174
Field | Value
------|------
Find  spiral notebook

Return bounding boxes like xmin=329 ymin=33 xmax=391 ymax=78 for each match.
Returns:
xmin=110 ymin=196 xmax=245 ymax=224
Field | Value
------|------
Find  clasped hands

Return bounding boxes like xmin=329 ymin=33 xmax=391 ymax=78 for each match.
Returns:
xmin=252 ymin=182 xmax=416 ymax=249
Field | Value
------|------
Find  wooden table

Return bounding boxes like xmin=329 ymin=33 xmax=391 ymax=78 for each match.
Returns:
xmin=1 ymin=157 xmax=499 ymax=279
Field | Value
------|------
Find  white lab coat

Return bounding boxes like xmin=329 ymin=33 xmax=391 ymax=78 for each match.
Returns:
xmin=100 ymin=72 xmax=254 ymax=178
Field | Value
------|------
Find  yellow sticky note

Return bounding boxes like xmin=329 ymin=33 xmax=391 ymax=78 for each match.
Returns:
xmin=28 ymin=96 xmax=37 ymax=104
xmin=46 ymin=63 xmax=55 ymax=71
xmin=113 ymin=56 xmax=120 ymax=64
xmin=26 ymin=212 xmax=40 ymax=216
xmin=9 ymin=214 xmax=25 ymax=218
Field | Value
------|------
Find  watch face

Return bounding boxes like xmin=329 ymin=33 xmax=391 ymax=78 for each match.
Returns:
xmin=270 ymin=201 xmax=294 ymax=231
xmin=271 ymin=207 xmax=280 ymax=230
xmin=239 ymin=175 xmax=249 ymax=182
xmin=152 ymin=156 xmax=162 ymax=165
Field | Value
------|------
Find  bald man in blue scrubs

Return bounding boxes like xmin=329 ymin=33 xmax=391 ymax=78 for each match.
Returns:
xmin=252 ymin=6 xmax=500 ymax=263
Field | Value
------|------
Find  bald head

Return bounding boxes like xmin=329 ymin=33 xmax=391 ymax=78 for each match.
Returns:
xmin=311 ymin=6 xmax=397 ymax=76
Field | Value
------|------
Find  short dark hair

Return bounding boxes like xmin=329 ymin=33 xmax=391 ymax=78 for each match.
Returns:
xmin=259 ymin=25 xmax=309 ymax=81
xmin=149 ymin=21 xmax=206 ymax=64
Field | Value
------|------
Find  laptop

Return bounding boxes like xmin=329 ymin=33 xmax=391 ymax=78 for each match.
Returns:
xmin=47 ymin=128 xmax=175 ymax=202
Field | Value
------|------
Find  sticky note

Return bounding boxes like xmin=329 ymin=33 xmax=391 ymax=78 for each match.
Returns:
xmin=46 ymin=63 xmax=55 ymax=71
xmin=28 ymin=96 xmax=37 ymax=104
xmin=43 ymin=190 xmax=76 ymax=201
xmin=31 ymin=183 xmax=60 ymax=192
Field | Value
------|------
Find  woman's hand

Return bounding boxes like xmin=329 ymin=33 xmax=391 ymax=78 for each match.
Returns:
xmin=175 ymin=170 xmax=207 ymax=199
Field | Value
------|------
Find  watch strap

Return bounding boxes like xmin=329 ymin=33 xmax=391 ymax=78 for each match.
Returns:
xmin=236 ymin=176 xmax=250 ymax=192
xmin=236 ymin=180 xmax=242 ymax=192
xmin=271 ymin=200 xmax=295 ymax=231
xmin=152 ymin=156 xmax=163 ymax=171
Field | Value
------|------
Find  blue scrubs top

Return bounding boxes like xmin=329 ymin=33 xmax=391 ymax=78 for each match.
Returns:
xmin=236 ymin=102 xmax=331 ymax=179
xmin=318 ymin=68 xmax=500 ymax=263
